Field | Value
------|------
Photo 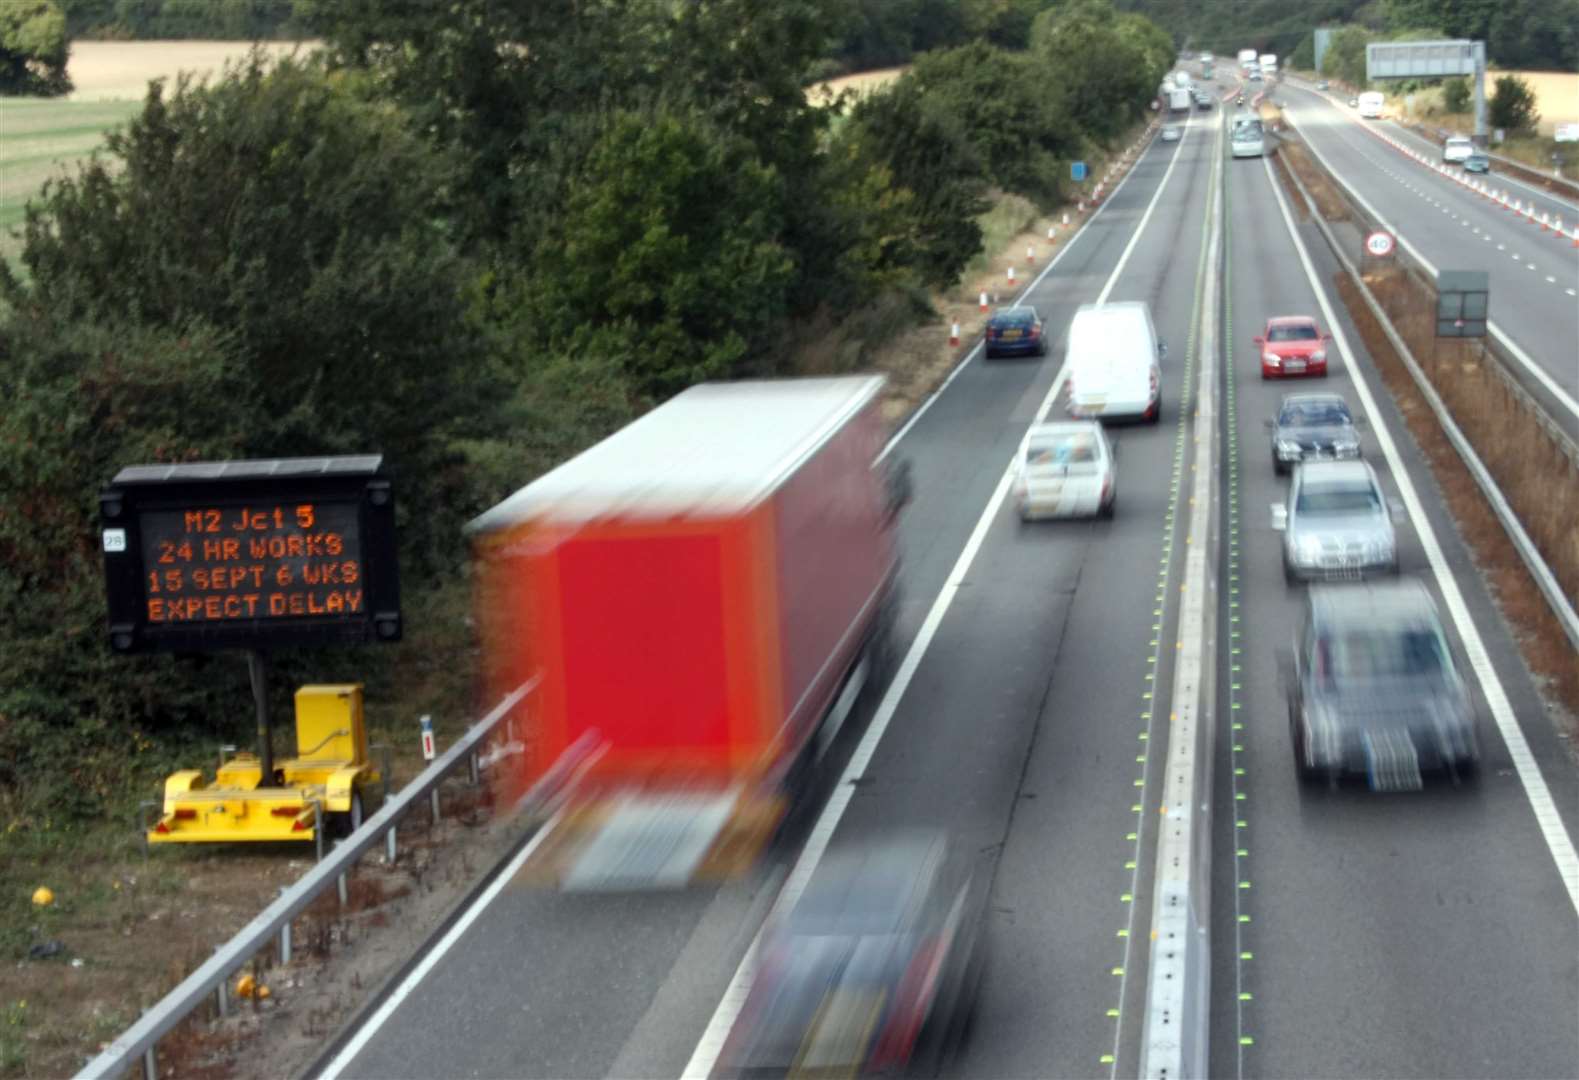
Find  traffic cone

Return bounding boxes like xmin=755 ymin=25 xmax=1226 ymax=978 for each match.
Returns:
xmin=949 ymin=322 xmax=961 ymax=347
xmin=1026 ymin=244 xmax=1035 ymax=265
xmin=1063 ymin=212 xmax=1071 ymax=225
xmin=1078 ymin=200 xmax=1085 ymax=213
xmin=1571 ymin=223 xmax=1579 ymax=247
xmin=1047 ymin=225 xmax=1057 ymax=243
xmin=979 ymin=291 xmax=989 ymax=313
xmin=1006 ymin=265 xmax=1016 ymax=287
xmin=1540 ymin=211 xmax=1550 ymax=232
xmin=1554 ymin=217 xmax=1564 ymax=239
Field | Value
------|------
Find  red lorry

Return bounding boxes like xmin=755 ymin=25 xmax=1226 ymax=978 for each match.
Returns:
xmin=469 ymin=376 xmax=908 ymax=889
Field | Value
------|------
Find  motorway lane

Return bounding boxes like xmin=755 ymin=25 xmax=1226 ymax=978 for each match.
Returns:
xmin=905 ymin=110 xmax=1222 ymax=1080
xmin=1209 ymin=135 xmax=1579 ymax=1079
xmin=1274 ymin=83 xmax=1579 ymax=432
xmin=328 ymin=118 xmax=1208 ymax=1080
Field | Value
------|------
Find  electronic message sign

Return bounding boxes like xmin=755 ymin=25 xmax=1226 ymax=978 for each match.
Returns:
xmin=100 ymin=457 xmax=400 ymax=652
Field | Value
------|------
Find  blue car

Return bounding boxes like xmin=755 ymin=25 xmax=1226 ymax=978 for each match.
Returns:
xmin=984 ymin=305 xmax=1047 ymax=358
xmin=1463 ymin=151 xmax=1491 ymax=173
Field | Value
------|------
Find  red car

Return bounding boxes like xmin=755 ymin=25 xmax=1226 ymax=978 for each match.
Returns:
xmin=1256 ymin=316 xmax=1331 ymax=379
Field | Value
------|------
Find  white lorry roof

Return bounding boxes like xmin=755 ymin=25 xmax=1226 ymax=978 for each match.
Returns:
xmin=468 ymin=375 xmax=885 ymax=531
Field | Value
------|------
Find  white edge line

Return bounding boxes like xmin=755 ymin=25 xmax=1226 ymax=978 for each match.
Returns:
xmin=316 ymin=809 xmax=566 ymax=1080
xmin=1262 ymin=156 xmax=1579 ymax=912
xmin=880 ymin=123 xmax=1159 ymax=463
xmin=683 ymin=114 xmax=1198 ymax=1080
xmin=1286 ymin=104 xmax=1579 ymax=425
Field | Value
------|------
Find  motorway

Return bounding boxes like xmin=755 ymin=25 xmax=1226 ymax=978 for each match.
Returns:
xmin=317 ymin=83 xmax=1579 ymax=1080
xmin=1271 ymin=80 xmax=1579 ymax=437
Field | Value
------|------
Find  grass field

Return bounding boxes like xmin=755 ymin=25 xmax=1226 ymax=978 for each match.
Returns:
xmin=1 ymin=41 xmax=312 ymax=262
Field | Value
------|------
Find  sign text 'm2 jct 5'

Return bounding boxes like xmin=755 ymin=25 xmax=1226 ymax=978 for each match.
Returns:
xmin=100 ymin=457 xmax=401 ymax=652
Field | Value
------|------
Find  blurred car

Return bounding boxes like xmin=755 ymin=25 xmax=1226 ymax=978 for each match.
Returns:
xmin=983 ymin=305 xmax=1046 ymax=359
xmin=1196 ymin=94 xmax=1214 ymax=111
xmin=1442 ymin=135 xmax=1474 ymax=163
xmin=716 ymin=832 xmax=982 ymax=1078
xmin=1266 ymin=392 xmax=1362 ymax=474
xmin=1272 ymin=460 xmax=1400 ymax=584
xmin=1282 ymin=579 xmax=1480 ymax=789
xmin=1348 ymin=95 xmax=1359 ymax=107
xmin=1161 ymin=124 xmax=1182 ymax=142
xmin=1014 ymin=421 xmax=1116 ymax=520
xmin=1315 ymin=80 xmax=1330 ymax=90
xmin=1463 ymin=150 xmax=1491 ymax=173
xmin=1256 ymin=315 xmax=1331 ymax=378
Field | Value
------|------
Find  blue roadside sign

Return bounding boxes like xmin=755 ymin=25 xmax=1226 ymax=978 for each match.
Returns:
xmin=1071 ymin=161 xmax=1088 ymax=182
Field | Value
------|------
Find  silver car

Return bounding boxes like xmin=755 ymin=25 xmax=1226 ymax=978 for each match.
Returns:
xmin=1272 ymin=460 xmax=1400 ymax=583
xmin=1281 ymin=580 xmax=1479 ymax=789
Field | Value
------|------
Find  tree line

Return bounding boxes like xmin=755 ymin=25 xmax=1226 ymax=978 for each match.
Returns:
xmin=0 ymin=0 xmax=1171 ymax=831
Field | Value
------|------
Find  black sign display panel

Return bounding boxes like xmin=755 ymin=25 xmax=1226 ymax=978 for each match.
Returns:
xmin=100 ymin=457 xmax=401 ymax=652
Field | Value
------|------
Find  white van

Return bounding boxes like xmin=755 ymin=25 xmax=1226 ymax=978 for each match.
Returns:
xmin=1064 ymin=302 xmax=1164 ymax=423
xmin=1357 ymin=91 xmax=1384 ymax=119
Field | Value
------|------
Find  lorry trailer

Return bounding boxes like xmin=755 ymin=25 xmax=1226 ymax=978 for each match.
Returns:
xmin=469 ymin=376 xmax=908 ymax=889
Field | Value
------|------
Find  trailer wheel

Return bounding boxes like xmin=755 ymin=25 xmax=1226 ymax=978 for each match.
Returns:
xmin=330 ymin=790 xmax=365 ymax=840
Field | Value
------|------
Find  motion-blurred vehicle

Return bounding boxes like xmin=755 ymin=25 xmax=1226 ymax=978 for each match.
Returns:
xmin=1065 ymin=301 xmax=1165 ymax=423
xmin=1442 ymin=135 xmax=1474 ymax=163
xmin=1272 ymin=460 xmax=1400 ymax=584
xmin=984 ymin=305 xmax=1047 ymax=358
xmin=1462 ymin=149 xmax=1490 ymax=173
xmin=1282 ymin=580 xmax=1480 ymax=789
xmin=717 ymin=832 xmax=983 ymax=1078
xmin=1231 ymin=117 xmax=1264 ymax=157
xmin=1195 ymin=91 xmax=1214 ymax=110
xmin=1348 ymin=95 xmax=1359 ymax=108
xmin=1014 ymin=421 xmax=1116 ymax=520
xmin=1161 ymin=123 xmax=1182 ymax=142
xmin=1266 ymin=392 xmax=1362 ymax=474
xmin=469 ymin=376 xmax=909 ymax=889
xmin=1315 ymin=80 xmax=1330 ymax=90
xmin=1256 ymin=315 xmax=1331 ymax=378
xmin=1357 ymin=91 xmax=1384 ymax=118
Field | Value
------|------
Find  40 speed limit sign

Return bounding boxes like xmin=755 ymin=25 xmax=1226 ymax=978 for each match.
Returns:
xmin=1365 ymin=231 xmax=1396 ymax=257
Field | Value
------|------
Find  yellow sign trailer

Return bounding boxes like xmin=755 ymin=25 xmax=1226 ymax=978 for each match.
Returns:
xmin=148 ymin=684 xmax=380 ymax=844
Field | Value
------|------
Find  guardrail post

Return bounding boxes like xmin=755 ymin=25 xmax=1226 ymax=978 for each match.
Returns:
xmin=337 ymin=871 xmax=348 ymax=907
xmin=143 ymin=1045 xmax=158 ymax=1080
xmin=430 ymin=787 xmax=441 ymax=824
xmin=385 ymin=823 xmax=398 ymax=864
xmin=216 ymin=979 xmax=228 ymax=1018
xmin=278 ymin=887 xmax=292 ymax=965
xmin=468 ymin=749 xmax=480 ymax=786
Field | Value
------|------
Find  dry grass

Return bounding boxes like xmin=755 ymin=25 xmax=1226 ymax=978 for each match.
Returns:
xmin=806 ymin=66 xmax=907 ymax=108
xmin=64 ymin=40 xmax=318 ymax=102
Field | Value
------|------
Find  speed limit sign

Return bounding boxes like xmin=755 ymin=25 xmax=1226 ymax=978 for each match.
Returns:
xmin=1365 ymin=231 xmax=1396 ymax=257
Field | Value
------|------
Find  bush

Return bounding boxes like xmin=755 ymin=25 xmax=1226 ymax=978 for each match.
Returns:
xmin=1442 ymin=77 xmax=1471 ymax=114
xmin=1490 ymin=75 xmax=1539 ymax=134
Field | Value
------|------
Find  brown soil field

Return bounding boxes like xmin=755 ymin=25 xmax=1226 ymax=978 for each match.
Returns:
xmin=65 ymin=40 xmax=319 ymax=101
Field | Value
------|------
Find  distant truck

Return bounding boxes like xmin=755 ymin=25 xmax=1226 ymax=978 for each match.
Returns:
xmin=1174 ymin=70 xmax=1193 ymax=90
xmin=1238 ymin=48 xmax=1258 ymax=70
xmin=469 ymin=376 xmax=908 ymax=889
xmin=1169 ymin=87 xmax=1193 ymax=113
xmin=1259 ymin=54 xmax=1278 ymax=76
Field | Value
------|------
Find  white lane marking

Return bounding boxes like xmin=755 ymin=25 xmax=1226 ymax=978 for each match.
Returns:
xmin=1264 ymin=157 xmax=1579 ymax=915
xmin=879 ymin=134 xmax=1155 ymax=463
xmin=1289 ymin=107 xmax=1579 ymax=423
xmin=1548 ymin=276 xmax=1559 ymax=284
xmin=1096 ymin=119 xmax=1194 ymax=305
xmin=682 ymin=116 xmax=1199 ymax=1080
xmin=1568 ymin=289 xmax=1577 ymax=297
xmin=316 ymin=810 xmax=566 ymax=1079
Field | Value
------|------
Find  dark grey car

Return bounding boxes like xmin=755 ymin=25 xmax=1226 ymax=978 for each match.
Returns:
xmin=716 ymin=832 xmax=984 ymax=1078
xmin=1282 ymin=580 xmax=1480 ymax=790
xmin=1266 ymin=392 xmax=1363 ymax=474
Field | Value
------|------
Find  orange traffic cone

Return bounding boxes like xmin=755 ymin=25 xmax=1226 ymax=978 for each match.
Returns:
xmin=1047 ymin=225 xmax=1057 ymax=243
xmin=1026 ymin=244 xmax=1035 ymax=265
xmin=949 ymin=322 xmax=961 ymax=346
xmin=979 ymin=291 xmax=989 ymax=313
xmin=1006 ymin=266 xmax=1016 ymax=287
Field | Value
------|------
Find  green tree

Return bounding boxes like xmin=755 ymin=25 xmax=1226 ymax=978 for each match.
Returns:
xmin=848 ymin=77 xmax=989 ymax=287
xmin=517 ymin=107 xmax=797 ymax=401
xmin=3 ymin=52 xmax=499 ymax=576
xmin=907 ymin=40 xmax=1077 ymax=206
xmin=1442 ymin=76 xmax=1470 ymax=113
xmin=1489 ymin=74 xmax=1538 ymax=133
xmin=1323 ymin=24 xmax=1373 ymax=84
xmin=0 ymin=0 xmax=70 ymax=95
xmin=1031 ymin=1 xmax=1168 ymax=142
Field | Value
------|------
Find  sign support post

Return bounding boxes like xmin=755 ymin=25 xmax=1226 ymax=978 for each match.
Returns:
xmin=248 ymin=650 xmax=274 ymax=785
